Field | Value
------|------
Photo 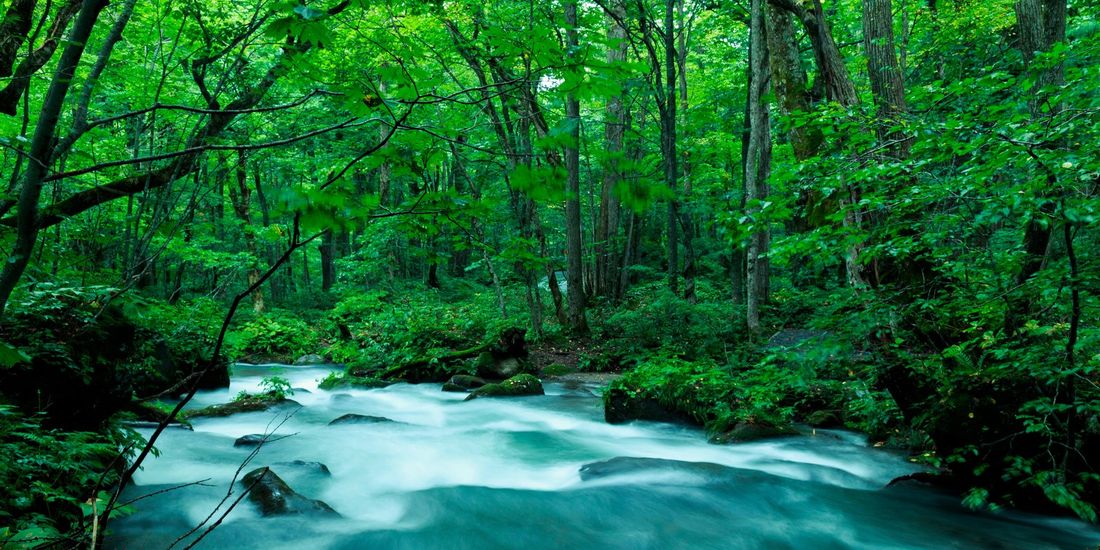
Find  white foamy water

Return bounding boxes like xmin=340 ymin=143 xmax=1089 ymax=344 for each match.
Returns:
xmin=109 ymin=365 xmax=1100 ymax=550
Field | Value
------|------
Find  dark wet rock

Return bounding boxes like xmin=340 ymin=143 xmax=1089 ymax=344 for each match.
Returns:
xmin=241 ymin=467 xmax=339 ymax=517
xmin=188 ymin=394 xmax=300 ymax=418
xmin=475 ymin=353 xmax=532 ymax=380
xmin=805 ymin=410 xmax=843 ymax=428
xmin=465 ymin=374 xmax=544 ymax=401
xmin=604 ymin=386 xmax=693 ymax=425
xmin=294 ymin=354 xmax=327 ymax=366
xmin=327 ymin=413 xmax=394 ymax=425
xmin=447 ymin=374 xmax=488 ymax=389
xmin=579 ymin=457 xmax=737 ymax=482
xmin=709 ymin=421 xmax=798 ymax=444
xmin=291 ymin=387 xmax=311 ymax=395
xmin=442 ymin=382 xmax=467 ymax=393
xmin=274 ymin=460 xmax=332 ymax=476
xmin=234 ymin=433 xmax=292 ymax=448
xmin=121 ymin=420 xmax=193 ymax=431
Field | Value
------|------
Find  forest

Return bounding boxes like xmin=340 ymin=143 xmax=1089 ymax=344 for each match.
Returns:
xmin=0 ymin=0 xmax=1098 ymax=547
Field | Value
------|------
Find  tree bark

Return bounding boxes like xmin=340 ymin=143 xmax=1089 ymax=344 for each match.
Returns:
xmin=229 ymin=151 xmax=266 ymax=312
xmin=663 ymin=0 xmax=680 ymax=295
xmin=0 ymin=0 xmax=108 ymax=317
xmin=745 ymin=0 xmax=772 ymax=333
xmin=596 ymin=0 xmax=628 ymax=300
xmin=564 ymin=0 xmax=589 ymax=335
xmin=862 ymin=0 xmax=909 ymax=158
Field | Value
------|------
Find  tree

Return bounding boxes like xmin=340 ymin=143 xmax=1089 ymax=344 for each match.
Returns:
xmin=564 ymin=0 xmax=589 ymax=335
xmin=0 ymin=0 xmax=110 ymax=318
xmin=744 ymin=0 xmax=771 ymax=333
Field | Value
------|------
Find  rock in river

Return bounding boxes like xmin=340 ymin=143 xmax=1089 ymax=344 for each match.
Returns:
xmin=328 ymin=413 xmax=394 ymax=425
xmin=465 ymin=374 xmax=544 ymax=401
xmin=241 ymin=467 xmax=339 ymax=517
xmin=234 ymin=433 xmax=291 ymax=448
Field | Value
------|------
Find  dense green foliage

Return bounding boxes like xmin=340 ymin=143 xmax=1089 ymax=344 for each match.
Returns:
xmin=0 ymin=0 xmax=1098 ymax=543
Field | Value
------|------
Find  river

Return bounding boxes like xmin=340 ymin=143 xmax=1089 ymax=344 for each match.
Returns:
xmin=107 ymin=364 xmax=1100 ymax=549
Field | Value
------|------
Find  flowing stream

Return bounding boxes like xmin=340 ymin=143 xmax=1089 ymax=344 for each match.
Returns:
xmin=108 ymin=365 xmax=1100 ymax=549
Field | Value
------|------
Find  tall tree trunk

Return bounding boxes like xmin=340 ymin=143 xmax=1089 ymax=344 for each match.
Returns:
xmin=229 ymin=151 xmax=265 ymax=312
xmin=745 ymin=0 xmax=772 ymax=334
xmin=765 ymin=4 xmax=819 ymax=160
xmin=564 ymin=0 xmax=589 ymax=335
xmin=596 ymin=0 xmax=628 ymax=300
xmin=319 ymin=230 xmax=336 ymax=292
xmin=1005 ymin=0 xmax=1066 ymax=335
xmin=862 ymin=0 xmax=909 ymax=158
xmin=0 ymin=0 xmax=107 ymax=317
xmin=677 ymin=0 xmax=696 ymax=303
xmin=663 ymin=0 xmax=680 ymax=295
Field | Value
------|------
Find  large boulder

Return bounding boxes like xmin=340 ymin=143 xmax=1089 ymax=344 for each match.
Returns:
xmin=465 ymin=374 xmax=544 ymax=401
xmin=240 ymin=467 xmax=339 ymax=517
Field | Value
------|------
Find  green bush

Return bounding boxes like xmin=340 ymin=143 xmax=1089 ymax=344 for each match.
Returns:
xmin=0 ymin=405 xmax=140 ymax=547
xmin=227 ymin=310 xmax=323 ymax=363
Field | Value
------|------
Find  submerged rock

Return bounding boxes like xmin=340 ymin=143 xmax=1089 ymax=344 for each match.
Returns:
xmin=274 ymin=460 xmax=332 ymax=476
xmin=579 ymin=457 xmax=736 ymax=482
xmin=465 ymin=374 xmax=544 ymax=401
xmin=709 ymin=421 xmax=798 ymax=444
xmin=293 ymin=354 xmax=328 ymax=366
xmin=234 ymin=433 xmax=291 ymax=448
xmin=327 ymin=413 xmax=394 ymax=425
xmin=447 ymin=374 xmax=489 ymax=389
xmin=241 ymin=467 xmax=339 ymax=517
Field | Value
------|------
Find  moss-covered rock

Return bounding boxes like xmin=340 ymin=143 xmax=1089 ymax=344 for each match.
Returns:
xmin=465 ymin=374 xmax=544 ymax=400
xmin=541 ymin=363 xmax=575 ymax=376
xmin=441 ymin=382 xmax=467 ymax=392
xmin=317 ymin=374 xmax=391 ymax=390
xmin=187 ymin=393 xmax=299 ymax=418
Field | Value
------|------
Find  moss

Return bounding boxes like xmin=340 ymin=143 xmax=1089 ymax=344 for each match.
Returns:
xmin=541 ymin=363 xmax=574 ymax=376
xmin=317 ymin=374 xmax=391 ymax=390
xmin=186 ymin=393 xmax=298 ymax=418
xmin=465 ymin=374 xmax=544 ymax=400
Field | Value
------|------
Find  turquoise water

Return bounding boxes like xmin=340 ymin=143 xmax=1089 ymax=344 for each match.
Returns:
xmin=108 ymin=365 xmax=1100 ymax=549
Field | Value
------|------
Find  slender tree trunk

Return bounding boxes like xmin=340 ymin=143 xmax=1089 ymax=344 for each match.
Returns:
xmin=0 ymin=0 xmax=107 ymax=317
xmin=663 ymin=0 xmax=680 ymax=295
xmin=677 ymin=0 xmax=697 ymax=303
xmin=229 ymin=151 xmax=265 ymax=312
xmin=745 ymin=0 xmax=772 ymax=333
xmin=564 ymin=0 xmax=589 ymax=335
xmin=596 ymin=0 xmax=628 ymax=300
xmin=1005 ymin=0 xmax=1066 ymax=335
